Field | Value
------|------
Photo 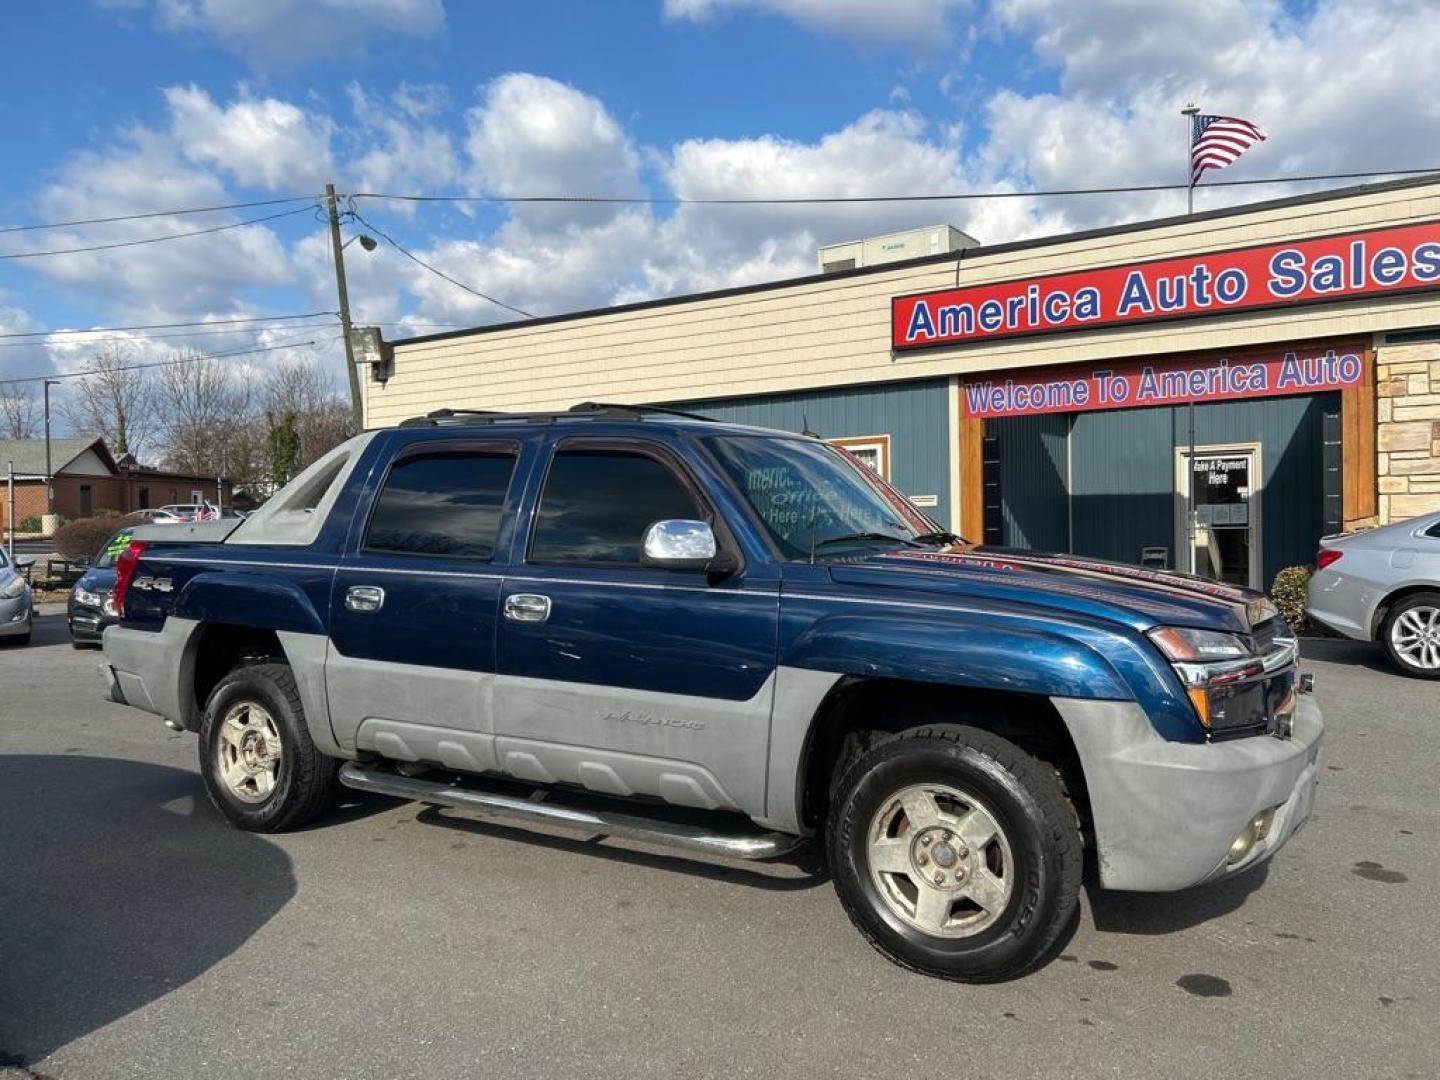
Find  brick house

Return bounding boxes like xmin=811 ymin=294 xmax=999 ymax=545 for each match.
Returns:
xmin=0 ymin=437 xmax=233 ymax=531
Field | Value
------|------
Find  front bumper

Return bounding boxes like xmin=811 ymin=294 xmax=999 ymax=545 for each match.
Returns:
xmin=68 ymin=605 xmax=115 ymax=642
xmin=1054 ymin=693 xmax=1322 ymax=892
xmin=0 ymin=594 xmax=32 ymax=636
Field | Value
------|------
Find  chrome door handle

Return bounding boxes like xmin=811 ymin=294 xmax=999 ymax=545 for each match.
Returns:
xmin=344 ymin=585 xmax=386 ymax=613
xmin=504 ymin=593 xmax=551 ymax=623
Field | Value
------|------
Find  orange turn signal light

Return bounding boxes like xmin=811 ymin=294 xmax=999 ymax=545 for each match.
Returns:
xmin=1186 ymin=687 xmax=1212 ymax=728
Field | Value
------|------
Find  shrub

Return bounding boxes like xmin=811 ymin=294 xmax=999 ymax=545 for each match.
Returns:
xmin=18 ymin=515 xmax=41 ymax=533
xmin=1271 ymin=566 xmax=1312 ymax=634
xmin=54 ymin=517 xmax=119 ymax=561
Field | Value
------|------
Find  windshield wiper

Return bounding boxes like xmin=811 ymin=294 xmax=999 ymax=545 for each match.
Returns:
xmin=911 ymin=530 xmax=966 ymax=545
xmin=813 ymin=531 xmax=923 ymax=551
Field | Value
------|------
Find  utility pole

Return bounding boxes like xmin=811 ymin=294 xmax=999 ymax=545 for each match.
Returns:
xmin=6 ymin=462 xmax=14 ymax=561
xmin=325 ymin=183 xmax=365 ymax=432
xmin=1182 ymin=104 xmax=1200 ymax=216
xmin=43 ymin=379 xmax=59 ymax=516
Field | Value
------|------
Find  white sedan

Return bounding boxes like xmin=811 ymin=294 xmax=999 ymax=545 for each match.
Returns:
xmin=1307 ymin=511 xmax=1440 ymax=678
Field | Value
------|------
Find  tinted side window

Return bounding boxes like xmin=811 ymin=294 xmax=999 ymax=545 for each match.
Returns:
xmin=531 ymin=449 xmax=702 ymax=565
xmin=1427 ymin=520 xmax=1440 ymax=539
xmin=366 ymin=451 xmax=515 ymax=559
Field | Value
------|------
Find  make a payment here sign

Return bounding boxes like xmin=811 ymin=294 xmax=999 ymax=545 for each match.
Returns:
xmin=892 ymin=221 xmax=1440 ymax=350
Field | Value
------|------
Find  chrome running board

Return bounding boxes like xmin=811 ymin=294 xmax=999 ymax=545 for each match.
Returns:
xmin=338 ymin=762 xmax=802 ymax=861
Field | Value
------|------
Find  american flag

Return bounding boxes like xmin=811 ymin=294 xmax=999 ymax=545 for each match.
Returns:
xmin=194 ymin=504 xmax=219 ymax=522
xmin=1190 ymin=114 xmax=1266 ymax=184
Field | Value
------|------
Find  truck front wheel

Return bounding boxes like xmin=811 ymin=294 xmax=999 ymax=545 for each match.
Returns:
xmin=828 ymin=724 xmax=1082 ymax=982
xmin=199 ymin=662 xmax=339 ymax=832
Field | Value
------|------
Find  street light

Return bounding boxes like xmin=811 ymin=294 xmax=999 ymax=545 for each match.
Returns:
xmin=341 ymin=234 xmax=378 ymax=253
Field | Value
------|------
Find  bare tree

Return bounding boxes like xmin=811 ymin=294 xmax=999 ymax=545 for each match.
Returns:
xmin=263 ymin=359 xmax=355 ymax=473
xmin=155 ymin=350 xmax=253 ymax=478
xmin=59 ymin=343 xmax=157 ymax=457
xmin=0 ymin=387 xmax=41 ymax=439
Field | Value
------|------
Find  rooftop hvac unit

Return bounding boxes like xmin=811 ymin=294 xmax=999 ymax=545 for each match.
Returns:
xmin=818 ymin=225 xmax=978 ymax=273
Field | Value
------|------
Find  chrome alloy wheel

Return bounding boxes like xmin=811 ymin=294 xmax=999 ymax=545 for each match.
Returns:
xmin=215 ymin=701 xmax=284 ymax=804
xmin=866 ymin=783 xmax=1015 ymax=939
xmin=1391 ymin=605 xmax=1440 ymax=670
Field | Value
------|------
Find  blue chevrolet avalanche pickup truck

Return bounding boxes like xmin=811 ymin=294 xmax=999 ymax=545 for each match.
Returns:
xmin=102 ymin=403 xmax=1322 ymax=981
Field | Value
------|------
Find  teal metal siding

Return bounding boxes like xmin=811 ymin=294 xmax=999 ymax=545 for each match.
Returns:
xmin=678 ymin=379 xmax=954 ymax=528
xmin=992 ymin=393 xmax=1336 ymax=588
xmin=989 ymin=414 xmax=1070 ymax=551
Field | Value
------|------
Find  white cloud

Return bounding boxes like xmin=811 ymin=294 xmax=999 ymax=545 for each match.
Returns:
xmin=27 ymin=120 xmax=296 ymax=320
xmin=663 ymin=0 xmax=967 ymax=45
xmin=150 ymin=0 xmax=445 ymax=68
xmin=166 ymin=84 xmax=335 ymax=190
xmin=464 ymin=73 xmax=643 ymax=229
xmin=345 ymin=83 xmax=459 ymax=202
xmin=982 ymin=0 xmax=1440 ymax=226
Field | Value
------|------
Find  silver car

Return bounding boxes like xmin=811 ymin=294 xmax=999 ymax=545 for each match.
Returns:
xmin=0 ymin=549 xmax=34 ymax=646
xmin=1307 ymin=511 xmax=1440 ymax=678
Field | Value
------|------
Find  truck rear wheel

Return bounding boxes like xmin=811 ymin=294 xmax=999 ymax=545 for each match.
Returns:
xmin=828 ymin=724 xmax=1081 ymax=982
xmin=199 ymin=662 xmax=339 ymax=832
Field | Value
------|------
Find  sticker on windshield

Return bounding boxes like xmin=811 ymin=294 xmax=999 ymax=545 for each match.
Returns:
xmin=105 ymin=532 xmax=133 ymax=558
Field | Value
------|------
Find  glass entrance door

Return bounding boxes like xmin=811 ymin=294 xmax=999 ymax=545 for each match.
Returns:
xmin=1178 ymin=447 xmax=1260 ymax=588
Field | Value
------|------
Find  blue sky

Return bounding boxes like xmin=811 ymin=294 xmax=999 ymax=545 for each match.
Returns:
xmin=2 ymin=0 xmax=1437 ymax=439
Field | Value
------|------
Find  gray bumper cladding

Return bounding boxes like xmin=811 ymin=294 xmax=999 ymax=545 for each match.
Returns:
xmin=1054 ymin=695 xmax=1323 ymax=892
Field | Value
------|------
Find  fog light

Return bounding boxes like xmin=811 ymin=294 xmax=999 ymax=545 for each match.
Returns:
xmin=1251 ymin=809 xmax=1276 ymax=842
xmin=1227 ymin=828 xmax=1256 ymax=865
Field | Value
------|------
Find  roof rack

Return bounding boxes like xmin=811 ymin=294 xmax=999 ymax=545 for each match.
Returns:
xmin=397 ymin=402 xmax=718 ymax=428
xmin=568 ymin=401 xmax=716 ymax=422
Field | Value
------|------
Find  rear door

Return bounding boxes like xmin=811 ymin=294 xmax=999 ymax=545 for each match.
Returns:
xmin=326 ymin=437 xmax=527 ymax=771
xmin=493 ymin=436 xmax=780 ymax=817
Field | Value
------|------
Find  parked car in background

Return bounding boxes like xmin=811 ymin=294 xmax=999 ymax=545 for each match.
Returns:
xmin=68 ymin=527 xmax=133 ymax=647
xmin=1307 ymin=511 xmax=1440 ymax=678
xmin=155 ymin=503 xmax=243 ymax=522
xmin=123 ymin=508 xmax=185 ymax=525
xmin=0 ymin=548 xmax=34 ymax=645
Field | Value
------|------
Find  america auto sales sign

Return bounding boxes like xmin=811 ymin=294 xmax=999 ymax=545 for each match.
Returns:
xmin=892 ymin=221 xmax=1440 ymax=351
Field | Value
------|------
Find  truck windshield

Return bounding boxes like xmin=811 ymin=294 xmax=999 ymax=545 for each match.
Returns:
xmin=703 ymin=434 xmax=938 ymax=559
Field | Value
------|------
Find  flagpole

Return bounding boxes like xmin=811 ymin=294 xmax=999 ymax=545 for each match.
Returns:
xmin=1182 ymin=104 xmax=1199 ymax=215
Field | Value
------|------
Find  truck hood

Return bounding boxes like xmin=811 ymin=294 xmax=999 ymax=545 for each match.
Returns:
xmin=827 ymin=546 xmax=1273 ymax=635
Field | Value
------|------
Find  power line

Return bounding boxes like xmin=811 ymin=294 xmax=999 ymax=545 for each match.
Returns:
xmin=0 ymin=334 xmax=330 ymax=389
xmin=347 ymin=166 xmax=1440 ymax=206
xmin=0 ymin=311 xmax=338 ymax=341
xmin=0 ymin=204 xmax=317 ymax=261
xmin=0 ymin=195 xmax=319 ymax=235
xmin=349 ymin=209 xmax=535 ymax=319
xmin=0 ymin=321 xmax=338 ymax=348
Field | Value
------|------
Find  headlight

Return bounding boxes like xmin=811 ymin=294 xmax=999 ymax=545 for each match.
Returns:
xmin=0 ymin=576 xmax=27 ymax=600
xmin=1147 ymin=626 xmax=1250 ymax=662
xmin=75 ymin=587 xmax=103 ymax=607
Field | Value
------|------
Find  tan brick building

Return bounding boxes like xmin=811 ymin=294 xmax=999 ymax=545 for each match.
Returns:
xmin=362 ymin=175 xmax=1440 ymax=590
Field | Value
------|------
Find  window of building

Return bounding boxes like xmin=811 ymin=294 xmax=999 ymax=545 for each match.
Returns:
xmin=79 ymin=484 xmax=93 ymax=518
xmin=828 ymin=435 xmax=891 ymax=481
xmin=138 ymin=487 xmax=150 ymax=510
xmin=191 ymin=489 xmax=204 ymax=504
xmin=531 ymin=448 xmax=702 ymax=565
xmin=365 ymin=450 xmax=516 ymax=559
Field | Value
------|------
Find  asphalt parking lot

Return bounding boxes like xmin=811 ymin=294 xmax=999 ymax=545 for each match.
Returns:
xmin=2 ymin=606 xmax=1437 ymax=1080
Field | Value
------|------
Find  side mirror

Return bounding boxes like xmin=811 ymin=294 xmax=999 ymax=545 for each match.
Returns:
xmin=642 ymin=519 xmax=718 ymax=571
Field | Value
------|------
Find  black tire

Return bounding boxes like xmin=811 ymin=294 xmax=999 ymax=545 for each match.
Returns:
xmin=1380 ymin=592 xmax=1440 ymax=680
xmin=198 ymin=661 xmax=340 ymax=832
xmin=828 ymin=724 xmax=1082 ymax=982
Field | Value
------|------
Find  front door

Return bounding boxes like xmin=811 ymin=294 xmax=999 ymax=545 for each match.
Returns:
xmin=326 ymin=439 xmax=524 ymax=770
xmin=494 ymin=438 xmax=780 ymax=817
xmin=1177 ymin=446 xmax=1260 ymax=588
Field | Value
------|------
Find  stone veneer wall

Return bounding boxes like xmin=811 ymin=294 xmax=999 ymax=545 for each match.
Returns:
xmin=1376 ymin=341 xmax=1440 ymax=523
